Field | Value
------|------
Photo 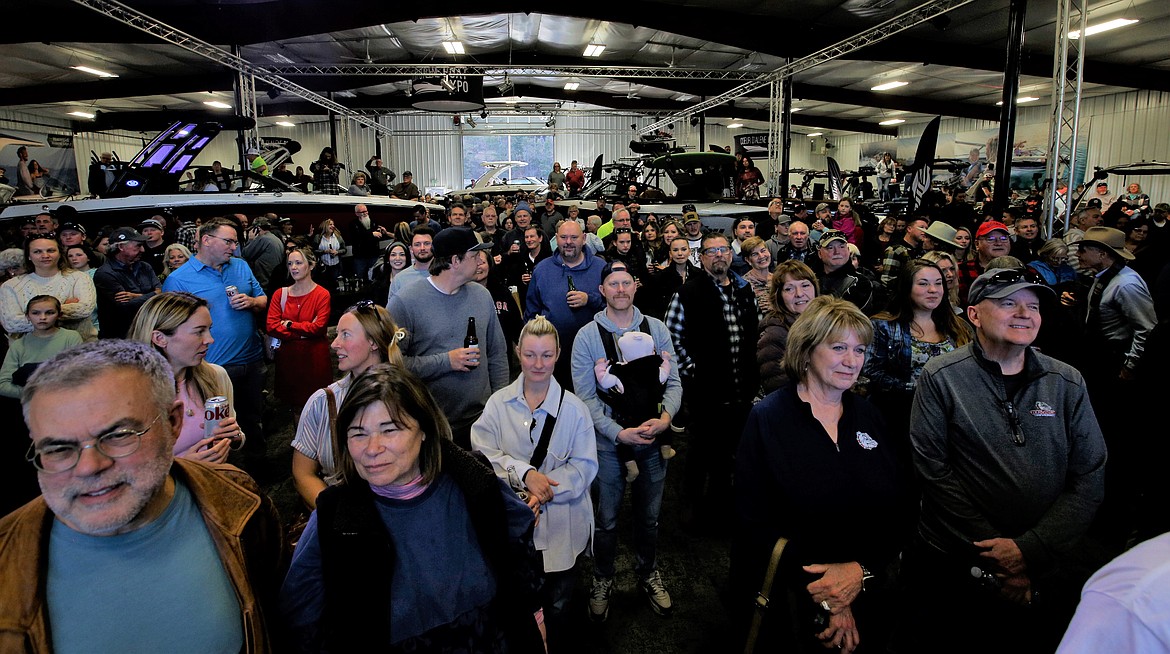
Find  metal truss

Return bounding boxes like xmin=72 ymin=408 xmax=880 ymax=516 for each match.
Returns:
xmin=257 ymin=64 xmax=762 ymax=81
xmin=639 ymin=0 xmax=976 ymax=134
xmin=68 ymin=0 xmax=392 ymax=136
xmin=1043 ymin=0 xmax=1088 ymax=233
xmin=234 ymin=59 xmax=260 ymax=150
xmin=767 ymin=81 xmax=782 ymax=194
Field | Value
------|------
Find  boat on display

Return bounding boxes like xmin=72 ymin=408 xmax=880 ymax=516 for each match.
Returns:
xmin=0 ymin=113 xmax=444 ymax=231
xmin=552 ymin=136 xmax=767 ymax=218
xmin=458 ymin=160 xmax=549 ymax=196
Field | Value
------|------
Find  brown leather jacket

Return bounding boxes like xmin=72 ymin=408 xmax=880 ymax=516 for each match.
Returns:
xmin=0 ymin=459 xmax=286 ymax=653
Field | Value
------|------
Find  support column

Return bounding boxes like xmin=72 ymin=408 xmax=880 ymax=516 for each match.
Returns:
xmin=232 ymin=44 xmax=260 ymax=168
xmin=992 ymin=0 xmax=1028 ymax=216
xmin=1043 ymin=0 xmax=1088 ymax=235
xmin=781 ymin=69 xmax=793 ymax=199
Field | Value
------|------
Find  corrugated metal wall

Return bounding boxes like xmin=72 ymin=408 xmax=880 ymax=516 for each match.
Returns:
xmin=6 ymin=88 xmax=1169 ymax=201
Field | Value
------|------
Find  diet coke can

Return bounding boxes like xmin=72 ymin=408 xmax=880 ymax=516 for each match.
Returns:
xmin=225 ymin=285 xmax=238 ymax=297
xmin=204 ymin=396 xmax=231 ymax=439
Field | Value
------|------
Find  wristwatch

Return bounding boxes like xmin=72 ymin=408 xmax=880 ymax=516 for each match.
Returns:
xmin=859 ymin=564 xmax=875 ymax=592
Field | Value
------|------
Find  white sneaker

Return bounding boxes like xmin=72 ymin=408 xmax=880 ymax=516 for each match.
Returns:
xmin=589 ymin=575 xmax=615 ymax=622
xmin=642 ymin=570 xmax=673 ymax=616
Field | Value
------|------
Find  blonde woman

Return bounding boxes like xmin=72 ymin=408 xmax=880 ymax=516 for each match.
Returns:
xmin=291 ymin=300 xmax=405 ymax=509
xmin=314 ymin=218 xmax=345 ymax=283
xmin=128 ymin=291 xmax=241 ymax=463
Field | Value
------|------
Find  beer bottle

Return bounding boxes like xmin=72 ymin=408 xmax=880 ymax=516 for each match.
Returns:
xmin=464 ymin=317 xmax=479 ymax=368
xmin=567 ymin=274 xmax=576 ymax=292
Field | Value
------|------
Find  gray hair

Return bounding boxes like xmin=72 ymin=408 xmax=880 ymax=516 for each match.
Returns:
xmin=0 ymin=247 xmax=24 ymax=271
xmin=23 ymin=340 xmax=176 ymax=421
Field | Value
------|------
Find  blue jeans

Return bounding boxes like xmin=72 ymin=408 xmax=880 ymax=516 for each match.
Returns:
xmin=592 ymin=443 xmax=668 ymax=579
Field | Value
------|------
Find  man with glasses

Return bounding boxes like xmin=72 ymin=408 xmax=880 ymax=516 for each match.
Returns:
xmin=665 ymin=233 xmax=758 ymax=531
xmin=0 ymin=340 xmax=285 ymax=653
xmin=899 ymin=268 xmax=1106 ymax=653
xmin=956 ymin=220 xmax=1013 ymax=305
xmin=163 ymin=218 xmax=267 ymax=468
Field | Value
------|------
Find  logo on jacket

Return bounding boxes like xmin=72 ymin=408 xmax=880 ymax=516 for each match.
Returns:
xmin=1030 ymin=401 xmax=1056 ymax=417
xmin=856 ymin=432 xmax=878 ymax=450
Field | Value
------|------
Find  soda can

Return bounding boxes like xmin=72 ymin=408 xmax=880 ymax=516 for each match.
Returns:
xmin=204 ymin=396 xmax=231 ymax=439
xmin=225 ymin=285 xmax=238 ymax=297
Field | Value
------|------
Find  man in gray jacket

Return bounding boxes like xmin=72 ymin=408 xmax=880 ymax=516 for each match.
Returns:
xmin=899 ymin=268 xmax=1107 ymax=653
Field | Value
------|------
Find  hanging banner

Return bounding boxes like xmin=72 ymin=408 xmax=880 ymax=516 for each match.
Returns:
xmin=0 ymin=128 xmax=80 ymax=198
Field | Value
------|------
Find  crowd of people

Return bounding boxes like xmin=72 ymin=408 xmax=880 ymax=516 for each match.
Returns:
xmin=0 ymin=174 xmax=1168 ymax=653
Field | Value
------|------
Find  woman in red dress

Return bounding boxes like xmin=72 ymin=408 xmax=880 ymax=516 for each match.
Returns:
xmin=267 ymin=245 xmax=332 ymax=407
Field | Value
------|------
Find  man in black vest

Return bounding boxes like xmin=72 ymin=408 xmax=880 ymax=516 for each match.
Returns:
xmin=665 ymin=232 xmax=758 ymax=530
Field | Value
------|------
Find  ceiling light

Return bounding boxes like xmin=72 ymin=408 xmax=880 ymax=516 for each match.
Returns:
xmin=790 ymin=107 xmax=802 ymax=112
xmin=275 ymin=121 xmax=296 ymax=127
xmin=442 ymin=40 xmax=465 ymax=55
xmin=72 ymin=65 xmax=118 ymax=78
xmin=68 ymin=111 xmax=96 ymax=119
xmin=1070 ymin=18 xmax=1138 ymax=39
xmin=995 ymin=96 xmax=1040 ymax=106
xmin=806 ymin=132 xmax=823 ymax=137
xmin=564 ymin=82 xmax=580 ymax=91
xmin=583 ymin=43 xmax=606 ymax=57
xmin=878 ymin=118 xmax=905 ymax=126
xmin=204 ymin=100 xmax=233 ymax=109
xmin=871 ymin=81 xmax=908 ymax=91
xmin=727 ymin=122 xmax=744 ymax=129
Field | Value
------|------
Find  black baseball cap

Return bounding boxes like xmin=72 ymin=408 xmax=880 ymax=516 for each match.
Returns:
xmin=432 ymin=227 xmax=492 ymax=258
xmin=108 ymin=226 xmax=149 ymax=244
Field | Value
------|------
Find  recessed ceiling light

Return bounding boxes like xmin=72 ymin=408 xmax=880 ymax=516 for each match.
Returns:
xmin=204 ymin=100 xmax=233 ymax=109
xmin=871 ymin=81 xmax=908 ymax=91
xmin=806 ymin=132 xmax=823 ymax=137
xmin=878 ymin=118 xmax=905 ymax=126
xmin=442 ymin=41 xmax=465 ymax=55
xmin=72 ymin=65 xmax=118 ymax=78
xmin=995 ymin=96 xmax=1040 ymax=105
xmin=275 ymin=121 xmax=296 ymax=127
xmin=1070 ymin=18 xmax=1138 ymax=39
xmin=583 ymin=44 xmax=606 ymax=57
xmin=727 ymin=122 xmax=744 ymax=129
xmin=564 ymin=82 xmax=580 ymax=91
xmin=68 ymin=111 xmax=96 ymax=119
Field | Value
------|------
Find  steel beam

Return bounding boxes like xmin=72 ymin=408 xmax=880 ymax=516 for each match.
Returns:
xmin=1043 ymin=0 xmax=1088 ymax=234
xmin=639 ymin=0 xmax=976 ymax=135
xmin=67 ymin=0 xmax=392 ymax=136
xmin=992 ymin=0 xmax=1027 ymax=216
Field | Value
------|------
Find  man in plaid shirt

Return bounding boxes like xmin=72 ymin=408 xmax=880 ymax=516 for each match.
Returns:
xmin=665 ymin=232 xmax=758 ymax=530
xmin=880 ymin=215 xmax=929 ymax=285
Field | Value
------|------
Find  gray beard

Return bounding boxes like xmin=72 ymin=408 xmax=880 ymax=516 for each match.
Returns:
xmin=359 ymin=216 xmax=371 ymax=230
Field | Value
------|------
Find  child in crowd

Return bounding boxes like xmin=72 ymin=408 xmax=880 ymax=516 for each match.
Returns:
xmin=0 ymin=295 xmax=82 ymax=398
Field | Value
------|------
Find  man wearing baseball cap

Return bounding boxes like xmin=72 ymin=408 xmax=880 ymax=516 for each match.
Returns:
xmin=138 ymin=216 xmax=170 ymax=275
xmin=387 ymin=227 xmax=506 ymax=448
xmin=956 ymin=220 xmax=1013 ymax=305
xmin=813 ymin=229 xmax=882 ymax=315
xmin=93 ymin=226 xmax=159 ymax=338
xmin=1079 ymin=180 xmax=1113 ymax=211
xmin=682 ymin=210 xmax=705 ymax=266
xmin=900 ymin=267 xmax=1106 ymax=652
xmin=244 ymin=147 xmax=268 ymax=177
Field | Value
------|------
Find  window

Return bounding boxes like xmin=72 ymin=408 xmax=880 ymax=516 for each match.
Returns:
xmin=462 ymin=134 xmax=552 ymax=189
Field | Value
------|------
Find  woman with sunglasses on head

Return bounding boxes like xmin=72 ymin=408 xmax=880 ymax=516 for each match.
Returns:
xmin=280 ymin=364 xmax=545 ymax=652
xmin=291 ymin=300 xmax=405 ymax=510
xmin=128 ymin=291 xmax=241 ymax=464
xmin=267 ymin=246 xmax=332 ymax=408
xmin=0 ymin=233 xmax=97 ymax=341
xmin=862 ymin=259 xmax=972 ymax=457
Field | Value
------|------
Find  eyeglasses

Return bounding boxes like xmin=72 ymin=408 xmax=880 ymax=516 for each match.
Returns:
xmin=355 ymin=211 xmax=369 ymax=216
xmin=27 ymin=414 xmax=161 ymax=473
xmin=702 ymin=246 xmax=731 ymax=256
xmin=206 ymin=234 xmax=239 ymax=248
xmin=987 ymin=269 xmax=1045 ymax=286
xmin=1002 ymin=400 xmax=1025 ymax=446
xmin=980 ymin=235 xmax=1010 ymax=243
xmin=347 ymin=299 xmax=377 ymax=313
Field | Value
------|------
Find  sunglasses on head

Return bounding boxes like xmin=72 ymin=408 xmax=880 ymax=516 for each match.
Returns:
xmin=987 ymin=269 xmax=1045 ymax=286
xmin=347 ymin=299 xmax=378 ymax=313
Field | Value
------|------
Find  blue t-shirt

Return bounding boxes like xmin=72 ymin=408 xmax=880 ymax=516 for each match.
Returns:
xmin=46 ymin=478 xmax=243 ymax=654
xmin=162 ymin=256 xmax=263 ymax=366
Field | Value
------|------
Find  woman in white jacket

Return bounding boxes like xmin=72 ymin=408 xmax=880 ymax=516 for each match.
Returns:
xmin=0 ymin=234 xmax=96 ymax=340
xmin=471 ymin=315 xmax=597 ymax=650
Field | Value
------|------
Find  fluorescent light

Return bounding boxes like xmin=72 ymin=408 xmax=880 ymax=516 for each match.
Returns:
xmin=727 ymin=122 xmax=744 ymax=129
xmin=583 ymin=43 xmax=606 ymax=57
xmin=806 ymin=132 xmax=823 ymax=137
xmin=791 ymin=107 xmax=802 ymax=112
xmin=1070 ymin=18 xmax=1138 ymax=39
xmin=871 ymin=81 xmax=908 ymax=91
xmin=204 ymin=100 xmax=233 ymax=109
xmin=878 ymin=118 xmax=905 ymax=126
xmin=68 ymin=111 xmax=95 ymax=119
xmin=275 ymin=121 xmax=296 ymax=127
xmin=442 ymin=41 xmax=465 ymax=55
xmin=72 ymin=65 xmax=118 ymax=78
xmin=564 ymin=82 xmax=580 ymax=91
xmin=995 ymin=96 xmax=1040 ymax=106
xmin=674 ymin=93 xmax=695 ymax=102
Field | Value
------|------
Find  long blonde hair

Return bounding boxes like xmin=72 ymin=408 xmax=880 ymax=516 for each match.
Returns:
xmin=128 ymin=291 xmax=229 ymax=403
